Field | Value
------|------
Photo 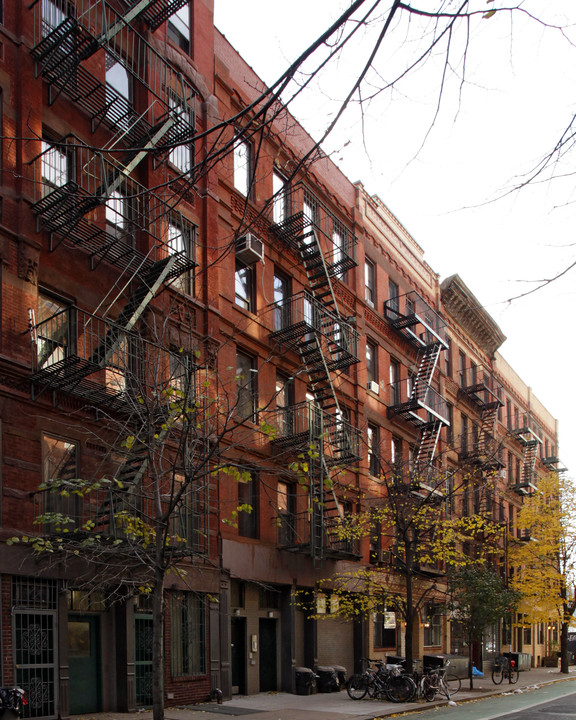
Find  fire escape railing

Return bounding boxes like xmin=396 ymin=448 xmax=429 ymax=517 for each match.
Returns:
xmin=511 ymin=420 xmax=542 ymax=495
xmin=384 ymin=291 xmax=449 ymax=476
xmin=388 ymin=379 xmax=449 ymax=426
xmin=30 ymin=305 xmax=191 ymax=409
xmin=458 ymin=366 xmax=503 ymax=469
xmin=271 ymin=182 xmax=356 ymax=283
xmin=269 ymin=183 xmax=360 ymax=561
xmin=384 ymin=290 xmax=447 ymax=349
xmin=269 ymin=292 xmax=359 ymax=372
xmin=31 ymin=0 xmax=196 ymax=149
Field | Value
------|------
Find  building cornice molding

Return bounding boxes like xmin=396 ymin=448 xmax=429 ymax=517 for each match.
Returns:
xmin=441 ymin=274 xmax=506 ymax=357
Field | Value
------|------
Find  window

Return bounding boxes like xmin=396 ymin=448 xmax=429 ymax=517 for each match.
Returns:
xmin=388 ymin=279 xmax=399 ymax=318
xmin=235 ymin=261 xmax=255 ymax=312
xmin=41 ymin=139 xmax=69 ymax=194
xmin=273 ymin=271 xmax=290 ymax=330
xmin=104 ymin=332 xmax=129 ymax=394
xmin=105 ymin=56 xmax=132 ymax=129
xmin=168 ymin=218 xmax=195 ymax=294
xmin=458 ymin=350 xmax=467 ymax=388
xmin=170 ymin=475 xmax=205 ymax=553
xmin=461 ymin=413 xmax=468 ymax=454
xmin=446 ymin=403 xmax=453 ymax=445
xmin=236 ymin=350 xmax=256 ymax=420
xmin=170 ymin=592 xmax=206 ymax=676
xmin=276 ymin=372 xmax=293 ymax=435
xmin=389 ymin=358 xmax=400 ymax=406
xmin=233 ymin=137 xmax=251 ymax=196
xmin=367 ymin=423 xmax=380 ymax=476
xmin=106 ymin=188 xmax=134 ymax=241
xmin=238 ymin=471 xmax=258 ymax=538
xmin=168 ymin=348 xmax=194 ymax=399
xmin=42 ymin=434 xmax=79 ymax=525
xmin=506 ymin=399 xmax=512 ymax=429
xmin=168 ymin=93 xmax=194 ymax=173
xmin=277 ymin=480 xmax=295 ymax=545
xmin=423 ymin=604 xmax=442 ymax=647
xmin=391 ymin=436 xmax=402 ymax=467
xmin=366 ymin=339 xmax=377 ymax=385
xmin=167 ymin=4 xmax=190 ymax=53
xmin=374 ymin=611 xmax=396 ymax=648
xmin=365 ymin=259 xmax=375 ymax=306
xmin=332 ymin=221 xmax=345 ymax=279
xmin=42 ymin=0 xmax=68 ymax=37
xmin=273 ymin=170 xmax=288 ymax=224
xmin=445 ymin=337 xmax=452 ymax=378
xmin=37 ymin=292 xmax=70 ymax=369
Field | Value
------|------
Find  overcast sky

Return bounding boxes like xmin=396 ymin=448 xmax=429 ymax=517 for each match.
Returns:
xmin=214 ymin=0 xmax=576 ymax=473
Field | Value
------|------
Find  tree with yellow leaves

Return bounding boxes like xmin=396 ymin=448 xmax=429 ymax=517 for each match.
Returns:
xmin=509 ymin=472 xmax=576 ymax=673
xmin=311 ymin=461 xmax=506 ymax=673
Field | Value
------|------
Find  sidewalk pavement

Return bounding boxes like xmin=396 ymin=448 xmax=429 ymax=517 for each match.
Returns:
xmin=74 ymin=666 xmax=576 ymax=720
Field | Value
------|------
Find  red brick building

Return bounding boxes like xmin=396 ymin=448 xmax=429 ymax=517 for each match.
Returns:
xmin=0 ymin=0 xmax=563 ymax=716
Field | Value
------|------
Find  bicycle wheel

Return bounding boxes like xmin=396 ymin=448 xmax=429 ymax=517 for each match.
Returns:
xmin=491 ymin=665 xmax=504 ymax=684
xmin=386 ymin=675 xmax=415 ymax=703
xmin=422 ymin=675 xmax=437 ymax=702
xmin=445 ymin=673 xmax=461 ymax=695
xmin=347 ymin=674 xmax=368 ymax=700
xmin=508 ymin=666 xmax=519 ymax=684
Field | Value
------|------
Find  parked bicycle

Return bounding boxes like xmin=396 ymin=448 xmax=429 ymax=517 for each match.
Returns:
xmin=0 ymin=687 xmax=28 ymax=718
xmin=409 ymin=660 xmax=461 ymax=701
xmin=492 ymin=656 xmax=519 ymax=684
xmin=347 ymin=658 xmax=415 ymax=703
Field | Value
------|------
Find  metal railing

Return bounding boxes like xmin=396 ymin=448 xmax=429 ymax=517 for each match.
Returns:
xmin=31 ymin=0 xmax=196 ymax=139
xmin=31 ymin=305 xmax=195 ymax=400
xmin=384 ymin=291 xmax=447 ymax=347
xmin=269 ymin=291 xmax=359 ymax=367
xmin=388 ymin=379 xmax=450 ymax=425
xmin=263 ymin=401 xmax=361 ymax=466
xmin=270 ymin=182 xmax=357 ymax=274
xmin=459 ymin=366 xmax=502 ymax=406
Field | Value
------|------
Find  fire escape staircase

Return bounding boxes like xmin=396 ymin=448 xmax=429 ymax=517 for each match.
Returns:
xmin=270 ymin=185 xmax=359 ymax=561
xmin=459 ymin=369 xmax=503 ymax=468
xmin=384 ymin=291 xmax=449 ymax=476
xmin=513 ymin=424 xmax=542 ymax=495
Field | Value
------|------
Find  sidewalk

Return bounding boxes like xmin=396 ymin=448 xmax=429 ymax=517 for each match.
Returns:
xmin=74 ymin=667 xmax=576 ymax=720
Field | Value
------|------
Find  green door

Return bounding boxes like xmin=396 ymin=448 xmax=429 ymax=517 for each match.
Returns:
xmin=68 ymin=615 xmax=101 ymax=714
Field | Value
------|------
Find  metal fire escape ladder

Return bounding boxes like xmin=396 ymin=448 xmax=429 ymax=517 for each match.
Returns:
xmin=411 ymin=342 xmax=444 ymax=476
xmin=479 ymin=400 xmax=500 ymax=458
xmin=297 ymin=228 xmax=340 ymax=317
xmin=89 ymin=254 xmax=179 ymax=369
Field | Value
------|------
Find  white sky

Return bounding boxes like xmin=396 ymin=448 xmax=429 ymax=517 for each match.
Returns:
xmin=214 ymin=1 xmax=576 ymax=473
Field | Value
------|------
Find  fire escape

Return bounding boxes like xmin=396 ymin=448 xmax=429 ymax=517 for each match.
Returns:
xmin=511 ymin=414 xmax=543 ymax=495
xmin=458 ymin=366 xmax=503 ymax=469
xmin=28 ymin=0 xmax=201 ymax=543
xmin=384 ymin=291 xmax=450 ymax=477
xmin=268 ymin=183 xmax=362 ymax=562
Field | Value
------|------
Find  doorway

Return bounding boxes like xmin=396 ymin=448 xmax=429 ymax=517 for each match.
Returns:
xmin=231 ymin=617 xmax=246 ymax=695
xmin=259 ymin=618 xmax=277 ymax=691
xmin=68 ymin=615 xmax=101 ymax=714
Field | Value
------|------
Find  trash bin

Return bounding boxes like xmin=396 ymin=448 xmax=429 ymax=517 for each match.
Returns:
xmin=316 ymin=666 xmax=339 ymax=692
xmin=294 ymin=667 xmax=317 ymax=695
xmin=331 ymin=665 xmax=346 ymax=690
xmin=423 ymin=654 xmax=445 ymax=671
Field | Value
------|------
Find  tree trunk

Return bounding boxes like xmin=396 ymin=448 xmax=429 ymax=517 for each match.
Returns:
xmin=560 ymin=619 xmax=569 ymax=674
xmin=468 ymin=631 xmax=474 ymax=690
xmin=404 ymin=567 xmax=414 ymax=673
xmin=152 ymin=570 xmax=166 ymax=720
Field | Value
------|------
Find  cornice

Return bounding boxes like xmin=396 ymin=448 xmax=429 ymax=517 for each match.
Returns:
xmin=441 ymin=274 xmax=506 ymax=357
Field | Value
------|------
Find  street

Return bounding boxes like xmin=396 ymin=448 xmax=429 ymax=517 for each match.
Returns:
xmin=400 ymin=678 xmax=576 ymax=720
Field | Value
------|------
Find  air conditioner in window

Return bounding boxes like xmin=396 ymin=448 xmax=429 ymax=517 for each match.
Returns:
xmin=371 ymin=549 xmax=390 ymax=565
xmin=499 ymin=469 xmax=507 ymax=479
xmin=368 ymin=380 xmax=380 ymax=395
xmin=235 ymin=233 xmax=264 ymax=265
